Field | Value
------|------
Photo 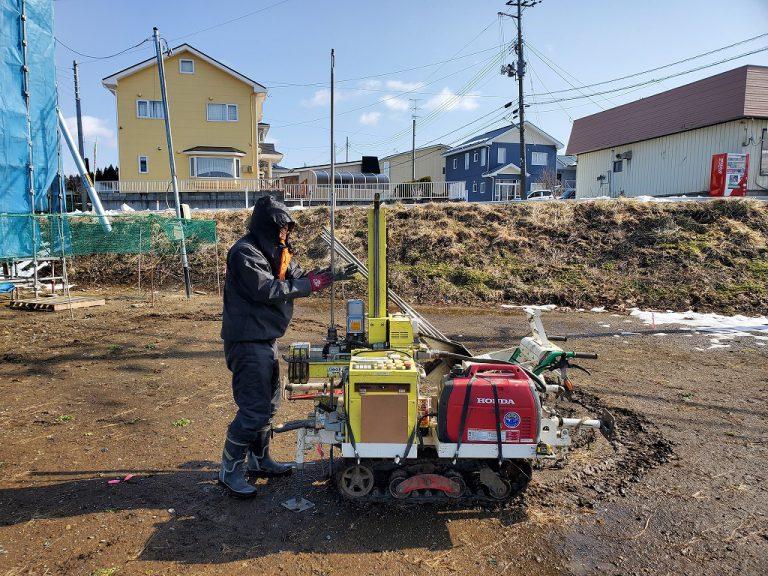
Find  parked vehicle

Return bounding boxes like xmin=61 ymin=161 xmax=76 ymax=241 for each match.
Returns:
xmin=526 ymin=189 xmax=554 ymax=201
xmin=559 ymin=189 xmax=576 ymax=200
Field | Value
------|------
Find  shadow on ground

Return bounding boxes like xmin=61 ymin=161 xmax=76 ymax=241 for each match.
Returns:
xmin=0 ymin=461 xmax=526 ymax=564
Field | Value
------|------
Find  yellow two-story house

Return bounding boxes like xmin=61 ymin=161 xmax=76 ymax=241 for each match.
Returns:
xmin=101 ymin=44 xmax=282 ymax=191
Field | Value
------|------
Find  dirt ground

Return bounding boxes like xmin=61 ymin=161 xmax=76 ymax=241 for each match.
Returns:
xmin=1 ymin=289 xmax=767 ymax=576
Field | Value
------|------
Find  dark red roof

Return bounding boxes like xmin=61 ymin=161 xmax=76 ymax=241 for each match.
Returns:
xmin=566 ymin=65 xmax=768 ymax=155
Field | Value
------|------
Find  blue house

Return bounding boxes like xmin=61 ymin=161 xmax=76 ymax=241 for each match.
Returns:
xmin=443 ymin=122 xmax=563 ymax=201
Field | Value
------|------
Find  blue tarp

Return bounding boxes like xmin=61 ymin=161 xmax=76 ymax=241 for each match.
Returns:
xmin=0 ymin=0 xmax=57 ymax=215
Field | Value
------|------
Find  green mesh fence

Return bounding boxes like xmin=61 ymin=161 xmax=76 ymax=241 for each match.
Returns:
xmin=0 ymin=213 xmax=218 ymax=260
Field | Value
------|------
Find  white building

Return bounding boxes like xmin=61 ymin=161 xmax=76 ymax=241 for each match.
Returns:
xmin=567 ymin=65 xmax=768 ymax=198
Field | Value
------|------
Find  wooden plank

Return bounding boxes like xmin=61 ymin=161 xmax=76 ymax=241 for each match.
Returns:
xmin=8 ymin=296 xmax=106 ymax=312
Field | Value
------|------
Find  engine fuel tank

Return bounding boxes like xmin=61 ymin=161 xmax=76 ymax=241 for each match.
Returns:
xmin=437 ymin=363 xmax=540 ymax=445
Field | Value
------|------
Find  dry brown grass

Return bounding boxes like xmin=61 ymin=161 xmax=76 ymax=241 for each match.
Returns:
xmin=72 ymin=199 xmax=768 ymax=314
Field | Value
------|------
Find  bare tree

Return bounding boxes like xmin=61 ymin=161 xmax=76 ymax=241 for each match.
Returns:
xmin=538 ymin=169 xmax=560 ymax=195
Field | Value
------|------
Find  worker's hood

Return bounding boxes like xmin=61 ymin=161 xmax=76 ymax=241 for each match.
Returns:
xmin=247 ymin=195 xmax=295 ymax=268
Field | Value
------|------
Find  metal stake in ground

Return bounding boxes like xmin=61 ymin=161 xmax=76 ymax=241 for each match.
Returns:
xmin=153 ymin=26 xmax=192 ymax=298
xmin=282 ymin=427 xmax=314 ymax=512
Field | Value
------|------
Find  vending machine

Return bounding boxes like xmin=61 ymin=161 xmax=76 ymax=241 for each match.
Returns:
xmin=709 ymin=153 xmax=749 ymax=197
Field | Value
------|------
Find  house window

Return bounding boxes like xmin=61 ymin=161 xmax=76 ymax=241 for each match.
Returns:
xmin=531 ymin=151 xmax=548 ymax=166
xmin=138 ymin=155 xmax=148 ymax=174
xmin=472 ymin=182 xmax=477 ymax=194
xmin=481 ymin=148 xmax=486 ymax=166
xmin=479 ymin=181 xmax=485 ymax=194
xmin=179 ymin=59 xmax=195 ymax=74
xmin=207 ymin=103 xmax=238 ymax=122
xmin=442 ymin=166 xmax=446 ymax=175
xmin=761 ymin=128 xmax=768 ymax=176
xmin=613 ymin=160 xmax=623 ymax=173
xmin=136 ymin=99 xmax=164 ymax=119
xmin=464 ymin=153 xmax=469 ymax=170
xmin=452 ymin=158 xmax=457 ymax=170
xmin=189 ymin=156 xmax=241 ymax=178
xmin=473 ymin=151 xmax=479 ymax=163
xmin=498 ymin=147 xmax=506 ymax=164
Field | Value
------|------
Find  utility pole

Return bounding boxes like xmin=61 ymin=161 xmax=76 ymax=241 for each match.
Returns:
xmin=73 ymin=60 xmax=88 ymax=210
xmin=153 ymin=26 xmax=192 ymax=298
xmin=410 ymin=98 xmax=420 ymax=182
xmin=500 ymin=1 xmax=540 ymax=198
xmin=345 ymin=136 xmax=349 ymax=162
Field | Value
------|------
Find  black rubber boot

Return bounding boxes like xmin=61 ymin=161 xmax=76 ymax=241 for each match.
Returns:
xmin=219 ymin=436 xmax=257 ymax=498
xmin=247 ymin=429 xmax=293 ymax=477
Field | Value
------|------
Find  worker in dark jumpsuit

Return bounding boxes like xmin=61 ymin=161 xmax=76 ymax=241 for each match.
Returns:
xmin=219 ymin=195 xmax=354 ymax=497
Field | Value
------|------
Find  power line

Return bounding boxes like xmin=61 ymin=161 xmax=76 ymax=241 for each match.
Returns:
xmin=167 ymin=0 xmax=292 ymax=42
xmin=267 ymin=44 xmax=506 ymax=88
xmin=55 ymin=36 xmax=151 ymax=61
xmin=525 ymin=31 xmax=768 ymax=97
xmin=527 ymin=45 xmax=768 ymax=106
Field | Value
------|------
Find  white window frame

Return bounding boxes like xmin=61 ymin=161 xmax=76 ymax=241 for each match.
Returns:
xmin=138 ymin=155 xmax=148 ymax=174
xmin=481 ymin=148 xmax=486 ymax=166
xmin=136 ymin=99 xmax=164 ymax=119
xmin=472 ymin=182 xmax=477 ymax=193
xmin=464 ymin=153 xmax=470 ymax=170
xmin=498 ymin=147 xmax=506 ymax=164
xmin=207 ymin=103 xmax=239 ymax=122
xmin=189 ymin=156 xmax=241 ymax=179
xmin=479 ymin=181 xmax=485 ymax=194
xmin=452 ymin=158 xmax=457 ymax=170
xmin=473 ymin=151 xmax=479 ymax=163
xmin=179 ymin=59 xmax=195 ymax=74
xmin=531 ymin=151 xmax=548 ymax=166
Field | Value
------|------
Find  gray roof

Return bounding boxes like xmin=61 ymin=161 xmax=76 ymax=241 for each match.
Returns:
xmin=182 ymin=146 xmax=246 ymax=154
xmin=260 ymin=143 xmax=282 ymax=156
xmin=444 ymin=122 xmax=564 ymax=155
xmin=557 ymin=155 xmax=577 ymax=169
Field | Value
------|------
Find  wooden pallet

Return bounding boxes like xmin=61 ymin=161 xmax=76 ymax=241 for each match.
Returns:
xmin=9 ymin=295 xmax=106 ymax=312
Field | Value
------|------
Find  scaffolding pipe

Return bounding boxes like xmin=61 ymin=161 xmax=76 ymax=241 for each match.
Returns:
xmin=56 ymin=108 xmax=112 ymax=232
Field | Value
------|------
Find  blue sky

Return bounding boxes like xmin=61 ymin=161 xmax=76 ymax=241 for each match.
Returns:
xmin=53 ymin=0 xmax=768 ymax=174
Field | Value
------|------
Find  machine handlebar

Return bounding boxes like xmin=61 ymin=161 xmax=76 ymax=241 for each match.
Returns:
xmin=571 ymin=352 xmax=598 ymax=360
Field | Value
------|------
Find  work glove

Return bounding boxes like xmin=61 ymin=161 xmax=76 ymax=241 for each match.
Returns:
xmin=307 ymin=269 xmax=334 ymax=292
xmin=332 ymin=263 xmax=358 ymax=282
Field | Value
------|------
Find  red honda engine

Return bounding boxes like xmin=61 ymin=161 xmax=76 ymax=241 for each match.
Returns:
xmin=437 ymin=363 xmax=540 ymax=444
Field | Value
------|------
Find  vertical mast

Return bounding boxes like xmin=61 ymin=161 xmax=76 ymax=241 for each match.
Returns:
xmin=73 ymin=60 xmax=89 ymax=210
xmin=328 ymin=48 xmax=336 ymax=338
xmin=516 ymin=0 xmax=527 ymax=198
xmin=153 ymin=27 xmax=192 ymax=298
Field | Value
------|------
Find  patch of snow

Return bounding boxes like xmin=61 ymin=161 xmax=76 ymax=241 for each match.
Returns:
xmin=599 ymin=323 xmax=611 ymax=328
xmin=653 ymin=333 xmax=667 ymax=337
xmin=630 ymin=309 xmax=768 ymax=339
xmin=120 ymin=203 xmax=135 ymax=212
xmin=590 ymin=306 xmax=605 ymax=313
xmin=501 ymin=304 xmax=557 ymax=312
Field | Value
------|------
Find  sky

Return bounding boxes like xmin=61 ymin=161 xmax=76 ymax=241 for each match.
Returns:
xmin=53 ymin=0 xmax=768 ymax=175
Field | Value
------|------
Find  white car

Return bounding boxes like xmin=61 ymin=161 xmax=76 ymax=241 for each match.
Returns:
xmin=526 ymin=189 xmax=554 ymax=201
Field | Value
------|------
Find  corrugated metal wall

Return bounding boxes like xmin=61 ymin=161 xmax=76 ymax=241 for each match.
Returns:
xmin=575 ymin=119 xmax=768 ymax=198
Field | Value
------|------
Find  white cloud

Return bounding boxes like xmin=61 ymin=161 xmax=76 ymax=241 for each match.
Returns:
xmin=302 ymin=88 xmax=332 ymax=107
xmin=64 ymin=115 xmax=116 ymax=148
xmin=384 ymin=79 xmax=424 ymax=91
xmin=425 ymin=88 xmax=480 ymax=112
xmin=380 ymin=95 xmax=410 ymax=111
xmin=359 ymin=111 xmax=381 ymax=126
xmin=359 ymin=79 xmax=382 ymax=90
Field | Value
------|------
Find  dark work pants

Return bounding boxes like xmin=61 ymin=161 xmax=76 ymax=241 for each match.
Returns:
xmin=223 ymin=340 xmax=281 ymax=445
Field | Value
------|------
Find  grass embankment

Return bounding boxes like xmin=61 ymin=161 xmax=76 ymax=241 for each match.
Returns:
xmin=71 ymin=200 xmax=768 ymax=314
